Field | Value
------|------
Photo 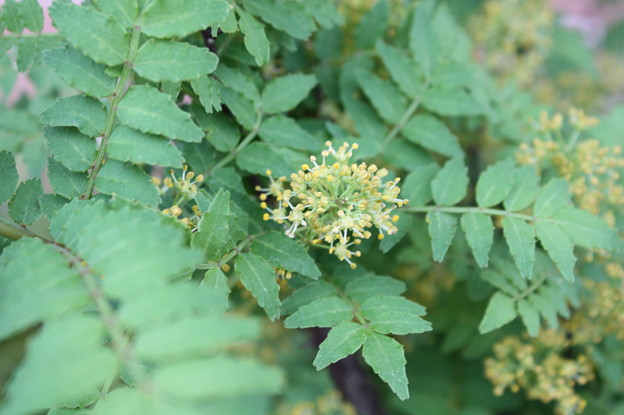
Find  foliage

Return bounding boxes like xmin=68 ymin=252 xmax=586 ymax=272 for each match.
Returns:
xmin=0 ymin=0 xmax=623 ymax=414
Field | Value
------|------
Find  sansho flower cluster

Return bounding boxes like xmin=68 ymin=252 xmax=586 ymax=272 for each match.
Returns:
xmin=256 ymin=142 xmax=408 ymax=269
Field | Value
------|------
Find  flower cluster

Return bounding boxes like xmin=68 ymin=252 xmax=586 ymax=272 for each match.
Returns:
xmin=485 ymin=333 xmax=594 ymax=415
xmin=257 ymin=142 xmax=407 ymax=269
xmin=152 ymin=165 xmax=204 ymax=230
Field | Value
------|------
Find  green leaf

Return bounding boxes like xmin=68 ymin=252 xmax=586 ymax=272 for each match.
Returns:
xmin=235 ymin=253 xmax=281 ymax=321
xmin=362 ymin=333 xmax=409 ymax=400
xmin=431 ymin=157 xmax=468 ymax=205
xmin=460 ymin=212 xmax=494 ymax=268
xmin=107 ymin=125 xmax=184 ymax=168
xmin=354 ymin=0 xmax=388 ymax=48
xmin=360 ymin=295 xmax=426 ymax=320
xmin=376 ymin=41 xmax=421 ymax=97
xmin=236 ymin=142 xmax=294 ymax=178
xmin=41 ymin=95 xmax=107 ymax=138
xmin=261 ymin=73 xmax=317 ymax=114
xmin=517 ymin=299 xmax=540 ymax=337
xmin=95 ymin=160 xmax=161 ymax=206
xmin=18 ymin=0 xmax=44 ymax=32
xmin=243 ymin=0 xmax=314 ymax=40
xmin=282 ymin=281 xmax=337 ymax=315
xmin=355 ymin=68 xmax=407 ymax=125
xmin=480 ymin=270 xmax=520 ymax=296
xmin=39 ymin=193 xmax=69 ymax=220
xmin=476 ymin=159 xmax=516 ymax=207
xmin=16 ymin=35 xmax=65 ymax=72
xmin=117 ymin=85 xmax=204 ymax=143
xmin=49 ymin=0 xmax=129 ymax=66
xmin=141 ymin=0 xmax=231 ymax=38
xmin=154 ymin=356 xmax=283 ymax=400
xmin=535 ymin=222 xmax=576 ymax=282
xmin=502 ymin=217 xmax=535 ymax=279
xmin=202 ymin=268 xmax=230 ymax=312
xmin=3 ymin=0 xmax=23 ymax=33
xmin=93 ymin=0 xmax=137 ymax=29
xmin=478 ymin=292 xmax=518 ymax=334
xmin=42 ymin=46 xmax=116 ymax=98
xmin=238 ymin=9 xmax=270 ymax=67
xmin=345 ymin=275 xmax=406 ymax=303
xmin=8 ymin=178 xmax=43 ymax=225
xmin=1 ymin=316 xmax=117 ymax=415
xmin=191 ymin=75 xmax=222 ymax=114
xmin=47 ymin=158 xmax=88 ymax=199
xmin=195 ymin=112 xmax=239 ymax=152
xmin=192 ymin=189 xmax=232 ymax=261
xmin=90 ymin=388 xmax=192 ymax=415
xmin=0 ymin=238 xmax=89 ymax=341
xmin=216 ymin=65 xmax=261 ymax=100
xmin=554 ymin=208 xmax=615 ymax=250
xmin=422 ymin=87 xmax=483 ymax=117
xmin=379 ymin=213 xmax=412 ymax=253
xmin=0 ymin=150 xmax=18 ymax=204
xmin=44 ymin=126 xmax=96 ymax=172
xmin=504 ymin=164 xmax=540 ymax=211
xmin=402 ymin=163 xmax=439 ymax=206
xmin=251 ymin=232 xmax=321 ymax=279
xmin=259 ymin=116 xmax=322 ymax=151
xmin=221 ymin=88 xmax=256 ymax=130
xmin=284 ymin=296 xmax=352 ymax=328
xmin=133 ymin=40 xmax=219 ymax=82
xmin=427 ymin=210 xmax=458 ymax=262
xmin=533 ymin=178 xmax=571 ymax=218
xmin=369 ymin=311 xmax=431 ymax=335
xmin=313 ymin=321 xmax=367 ymax=370
xmin=401 ymin=114 xmax=462 ymax=157
xmin=409 ymin=0 xmax=436 ymax=78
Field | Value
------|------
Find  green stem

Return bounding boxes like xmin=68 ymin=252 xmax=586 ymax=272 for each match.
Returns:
xmin=406 ymin=205 xmax=537 ymax=222
xmin=83 ymin=28 xmax=142 ymax=199
xmin=0 ymin=222 xmax=26 ymax=240
xmin=513 ymin=273 xmax=548 ymax=302
xmin=196 ymin=235 xmax=255 ymax=270
xmin=205 ymin=111 xmax=263 ymax=177
xmin=382 ymin=80 xmax=430 ymax=148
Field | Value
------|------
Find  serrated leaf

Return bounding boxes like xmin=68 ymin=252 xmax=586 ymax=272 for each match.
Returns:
xmin=460 ymin=212 xmax=494 ymax=268
xmin=201 ymin=267 xmax=230 ymax=311
xmin=43 ymin=47 xmax=116 ymax=98
xmin=192 ymin=189 xmax=232 ymax=261
xmin=0 ymin=150 xmax=18 ymax=204
xmin=107 ymin=125 xmax=183 ymax=168
xmin=259 ymin=116 xmax=322 ymax=151
xmin=502 ymin=217 xmax=535 ymax=279
xmin=0 ymin=238 xmax=89 ymax=341
xmin=517 ymin=299 xmax=540 ymax=337
xmin=8 ymin=178 xmax=43 ymax=225
xmin=480 ymin=270 xmax=521 ymax=296
xmin=422 ymin=87 xmax=483 ymax=117
xmin=284 ymin=296 xmax=352 ymax=328
xmin=44 ymin=126 xmax=96 ymax=172
xmin=261 ymin=73 xmax=317 ymax=114
xmin=18 ymin=0 xmax=44 ymax=32
xmin=533 ymin=178 xmax=571 ymax=218
xmin=117 ymin=85 xmax=203 ymax=142
xmin=409 ymin=0 xmax=436 ymax=78
xmin=476 ymin=159 xmax=516 ymax=207
xmin=221 ymin=88 xmax=256 ymax=130
xmin=141 ymin=0 xmax=231 ymax=38
xmin=554 ymin=207 xmax=615 ymax=250
xmin=355 ymin=68 xmax=407 ymax=125
xmin=402 ymin=114 xmax=462 ymax=157
xmin=376 ymin=41 xmax=421 ymax=97
xmin=360 ymin=295 xmax=426 ymax=321
xmin=431 ymin=157 xmax=468 ymax=205
xmin=281 ymin=281 xmax=337 ymax=315
xmin=191 ymin=75 xmax=222 ymax=114
xmin=362 ymin=333 xmax=409 ymax=400
xmin=133 ymin=39 xmax=219 ymax=82
xmin=313 ymin=321 xmax=367 ymax=370
xmin=243 ymin=0 xmax=314 ymax=40
xmin=16 ymin=35 xmax=65 ymax=72
xmin=47 ymin=158 xmax=88 ymax=198
xmin=251 ymin=232 xmax=321 ymax=279
xmin=345 ymin=275 xmax=406 ymax=303
xmin=49 ymin=0 xmax=129 ymax=66
xmin=3 ymin=0 xmax=23 ymax=33
xmin=402 ymin=163 xmax=439 ymax=206
xmin=38 ymin=193 xmax=69 ymax=220
xmin=504 ymin=164 xmax=540 ymax=211
xmin=93 ymin=0 xmax=137 ymax=29
xmin=535 ymin=222 xmax=576 ymax=282
xmin=1 ymin=316 xmax=117 ymax=415
xmin=195 ymin=112 xmax=240 ymax=152
xmin=238 ymin=9 xmax=270 ymax=66
xmin=370 ymin=311 xmax=432 ymax=335
xmin=41 ymin=95 xmax=107 ymax=138
xmin=427 ymin=211 xmax=457 ymax=262
xmin=235 ymin=253 xmax=281 ymax=321
xmin=478 ymin=292 xmax=517 ymax=334
xmin=95 ymin=160 xmax=161 ymax=206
